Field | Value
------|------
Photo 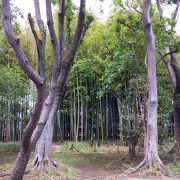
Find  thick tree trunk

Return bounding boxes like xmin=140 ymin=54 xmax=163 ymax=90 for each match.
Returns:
xmin=163 ymin=52 xmax=180 ymax=154
xmin=171 ymin=52 xmax=180 ymax=153
xmin=173 ymin=92 xmax=180 ymax=152
xmin=132 ymin=0 xmax=164 ymax=172
xmin=32 ymin=0 xmax=85 ymax=170
xmin=32 ymin=96 xmax=59 ymax=170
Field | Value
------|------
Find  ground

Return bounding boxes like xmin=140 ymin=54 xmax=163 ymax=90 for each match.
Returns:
xmin=0 ymin=142 xmax=180 ymax=180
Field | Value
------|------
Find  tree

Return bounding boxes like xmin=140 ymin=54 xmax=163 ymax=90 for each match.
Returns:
xmin=32 ymin=0 xmax=90 ymax=170
xmin=2 ymin=0 xmax=85 ymax=179
xmin=131 ymin=0 xmax=164 ymax=172
xmin=156 ymin=0 xmax=180 ymax=153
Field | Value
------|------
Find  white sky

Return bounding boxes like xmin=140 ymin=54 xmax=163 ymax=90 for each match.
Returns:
xmin=12 ymin=0 xmax=113 ymax=23
xmin=12 ymin=0 xmax=179 ymax=33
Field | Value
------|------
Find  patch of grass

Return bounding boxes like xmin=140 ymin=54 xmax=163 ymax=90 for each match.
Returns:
xmin=59 ymin=141 xmax=128 ymax=154
xmin=166 ymin=160 xmax=180 ymax=176
xmin=0 ymin=142 xmax=21 ymax=153
xmin=0 ymin=162 xmax=14 ymax=171
xmin=60 ymin=141 xmax=91 ymax=153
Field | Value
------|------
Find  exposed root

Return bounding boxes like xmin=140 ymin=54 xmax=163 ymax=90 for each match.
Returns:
xmin=127 ymin=158 xmax=147 ymax=174
xmin=30 ymin=155 xmax=59 ymax=172
xmin=0 ymin=171 xmax=11 ymax=177
xmin=127 ymin=156 xmax=167 ymax=176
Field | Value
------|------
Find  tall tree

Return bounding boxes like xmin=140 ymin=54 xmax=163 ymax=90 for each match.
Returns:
xmin=131 ymin=0 xmax=164 ymax=172
xmin=2 ymin=0 xmax=85 ymax=179
xmin=157 ymin=0 xmax=180 ymax=153
xmin=32 ymin=0 xmax=86 ymax=169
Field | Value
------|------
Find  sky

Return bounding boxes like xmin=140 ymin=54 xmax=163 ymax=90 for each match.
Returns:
xmin=12 ymin=0 xmax=113 ymax=23
xmin=12 ymin=0 xmax=179 ymax=33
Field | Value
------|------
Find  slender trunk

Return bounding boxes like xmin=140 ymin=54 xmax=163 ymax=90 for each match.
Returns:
xmin=70 ymin=95 xmax=74 ymax=141
xmin=100 ymin=97 xmax=104 ymax=142
xmin=106 ymin=93 xmax=109 ymax=142
xmin=73 ymin=88 xmax=77 ymax=141
xmin=57 ymin=109 xmax=63 ymax=141
xmin=117 ymin=99 xmax=123 ymax=144
xmin=75 ymin=72 xmax=80 ymax=142
xmin=85 ymin=104 xmax=88 ymax=140
xmin=81 ymin=93 xmax=84 ymax=141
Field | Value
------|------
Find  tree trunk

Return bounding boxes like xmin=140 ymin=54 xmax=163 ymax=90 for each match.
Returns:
xmin=32 ymin=96 xmax=59 ymax=170
xmin=32 ymin=0 xmax=85 ymax=170
xmin=81 ymin=93 xmax=84 ymax=141
xmin=117 ymin=100 xmax=123 ymax=144
xmin=100 ymin=98 xmax=104 ymax=142
xmin=75 ymin=72 xmax=80 ymax=142
xmin=106 ymin=93 xmax=109 ymax=142
xmin=73 ymin=88 xmax=77 ymax=141
xmin=132 ymin=0 xmax=164 ymax=172
xmin=128 ymin=134 xmax=139 ymax=160
xmin=85 ymin=104 xmax=88 ymax=140
xmin=70 ymin=95 xmax=74 ymax=141
xmin=171 ymin=52 xmax=180 ymax=152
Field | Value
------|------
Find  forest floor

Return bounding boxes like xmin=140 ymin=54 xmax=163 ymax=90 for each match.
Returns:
xmin=0 ymin=142 xmax=180 ymax=179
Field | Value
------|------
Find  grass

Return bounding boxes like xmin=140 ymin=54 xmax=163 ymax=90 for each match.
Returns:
xmin=0 ymin=141 xmax=21 ymax=153
xmin=1 ymin=141 xmax=180 ymax=179
xmin=59 ymin=141 xmax=128 ymax=154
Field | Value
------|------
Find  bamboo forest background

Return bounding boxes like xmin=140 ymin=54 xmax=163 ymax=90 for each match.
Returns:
xmin=0 ymin=0 xmax=179 ymax=145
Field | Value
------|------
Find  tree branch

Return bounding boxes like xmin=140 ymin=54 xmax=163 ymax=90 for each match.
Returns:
xmin=2 ymin=0 xmax=43 ymax=86
xmin=158 ymin=52 xmax=176 ymax=88
xmin=2 ymin=0 xmax=45 ymax=150
xmin=156 ymin=0 xmax=163 ymax=19
xmin=59 ymin=0 xmax=65 ymax=62
xmin=173 ymin=0 xmax=180 ymax=21
xmin=28 ymin=13 xmax=39 ymax=43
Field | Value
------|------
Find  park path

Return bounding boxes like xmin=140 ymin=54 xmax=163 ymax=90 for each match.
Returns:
xmin=51 ymin=144 xmax=180 ymax=180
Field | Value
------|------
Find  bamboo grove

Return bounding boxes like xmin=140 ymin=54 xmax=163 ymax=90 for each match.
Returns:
xmin=0 ymin=0 xmax=180 ymax=175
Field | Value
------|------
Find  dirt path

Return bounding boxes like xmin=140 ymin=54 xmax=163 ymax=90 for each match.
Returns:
xmin=50 ymin=144 xmax=180 ymax=180
xmin=74 ymin=164 xmax=112 ymax=180
xmin=74 ymin=163 xmax=180 ymax=180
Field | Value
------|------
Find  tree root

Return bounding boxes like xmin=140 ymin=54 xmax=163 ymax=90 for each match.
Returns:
xmin=0 ymin=172 xmax=11 ymax=177
xmin=30 ymin=155 xmax=59 ymax=172
xmin=127 ymin=156 xmax=167 ymax=176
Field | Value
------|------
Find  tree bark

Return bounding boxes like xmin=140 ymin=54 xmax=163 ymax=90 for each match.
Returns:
xmin=132 ymin=0 xmax=164 ymax=172
xmin=157 ymin=0 xmax=180 ymax=153
xmin=3 ymin=1 xmax=46 ymax=179
xmin=106 ymin=93 xmax=109 ymax=142
xmin=32 ymin=0 xmax=86 ymax=169
xmin=170 ymin=53 xmax=180 ymax=152
xmin=75 ymin=72 xmax=80 ymax=141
